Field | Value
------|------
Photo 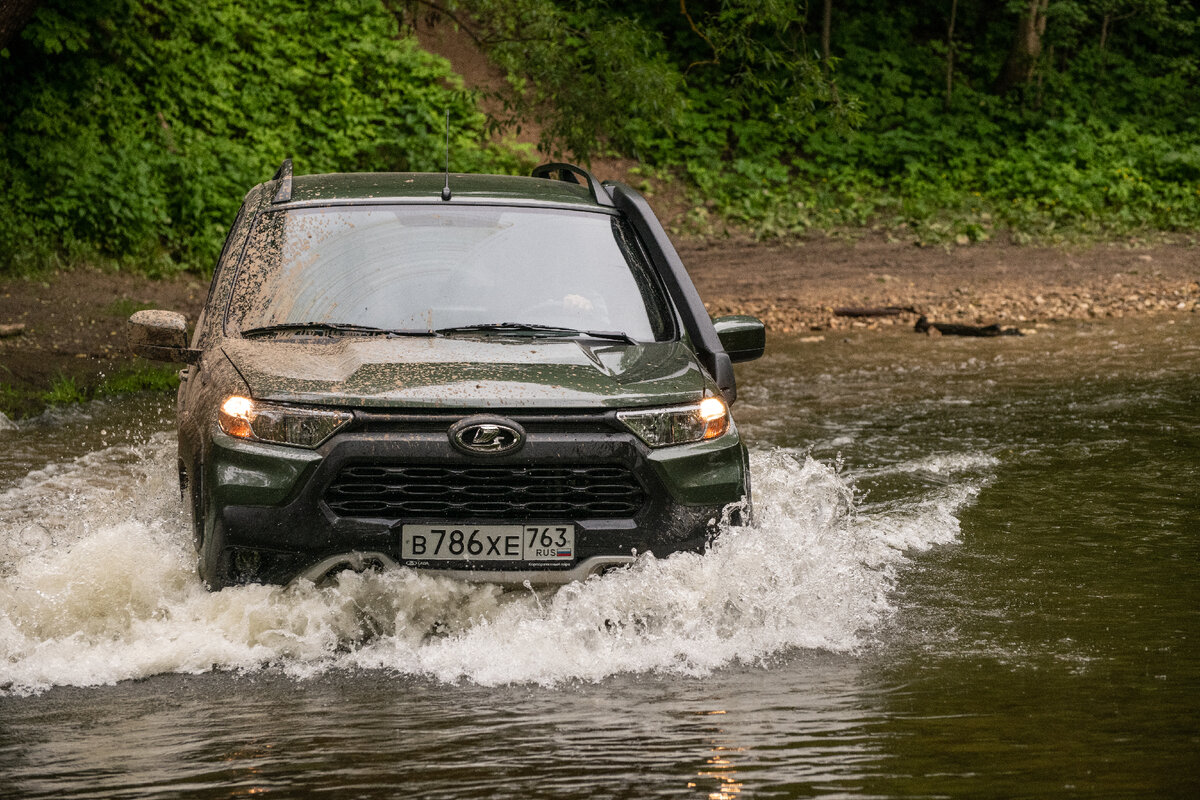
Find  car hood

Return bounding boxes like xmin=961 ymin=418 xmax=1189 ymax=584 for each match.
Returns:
xmin=220 ymin=336 xmax=705 ymax=409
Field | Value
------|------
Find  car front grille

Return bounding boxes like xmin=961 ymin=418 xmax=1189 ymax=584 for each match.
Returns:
xmin=324 ymin=464 xmax=646 ymax=519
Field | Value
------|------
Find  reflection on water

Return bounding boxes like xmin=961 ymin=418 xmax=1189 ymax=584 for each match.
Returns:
xmin=1 ymin=315 xmax=1197 ymax=798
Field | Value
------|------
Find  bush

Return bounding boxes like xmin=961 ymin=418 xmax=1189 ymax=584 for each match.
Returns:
xmin=0 ymin=0 xmax=530 ymax=276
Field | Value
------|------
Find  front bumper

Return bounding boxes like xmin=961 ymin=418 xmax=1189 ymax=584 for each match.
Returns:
xmin=202 ymin=409 xmax=749 ymax=586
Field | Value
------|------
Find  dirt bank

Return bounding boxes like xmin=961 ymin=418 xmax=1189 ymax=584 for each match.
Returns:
xmin=2 ymin=237 xmax=1196 ymax=418
xmin=0 ymin=268 xmax=207 ymax=418
xmin=688 ymin=236 xmax=1199 ymax=334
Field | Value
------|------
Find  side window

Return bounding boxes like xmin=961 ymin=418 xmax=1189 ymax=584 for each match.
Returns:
xmin=193 ymin=204 xmax=253 ymax=348
xmin=612 ymin=216 xmax=676 ymax=341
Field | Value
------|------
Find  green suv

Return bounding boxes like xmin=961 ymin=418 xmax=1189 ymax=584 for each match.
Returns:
xmin=129 ymin=161 xmax=764 ymax=589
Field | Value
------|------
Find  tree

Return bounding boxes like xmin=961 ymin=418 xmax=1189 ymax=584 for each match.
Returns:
xmin=821 ymin=0 xmax=833 ymax=67
xmin=0 ymin=0 xmax=41 ymax=51
xmin=994 ymin=0 xmax=1051 ymax=93
xmin=944 ymin=0 xmax=958 ymax=110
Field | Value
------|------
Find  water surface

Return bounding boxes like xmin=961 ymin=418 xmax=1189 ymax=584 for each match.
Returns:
xmin=1 ymin=316 xmax=1196 ymax=797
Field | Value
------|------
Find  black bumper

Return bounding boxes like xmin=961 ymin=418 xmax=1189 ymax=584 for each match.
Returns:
xmin=203 ymin=411 xmax=746 ymax=585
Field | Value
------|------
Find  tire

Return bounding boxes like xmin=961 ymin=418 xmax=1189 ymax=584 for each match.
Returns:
xmin=194 ymin=486 xmax=229 ymax=591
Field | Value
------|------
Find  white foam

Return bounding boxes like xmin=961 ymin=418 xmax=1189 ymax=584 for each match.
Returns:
xmin=853 ymin=452 xmax=1000 ymax=480
xmin=0 ymin=444 xmax=986 ymax=695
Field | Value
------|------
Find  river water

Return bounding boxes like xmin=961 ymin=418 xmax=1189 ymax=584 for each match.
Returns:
xmin=1 ymin=316 xmax=1196 ymax=798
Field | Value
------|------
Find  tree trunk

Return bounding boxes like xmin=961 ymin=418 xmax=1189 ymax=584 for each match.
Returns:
xmin=0 ymin=0 xmax=41 ymax=51
xmin=821 ymin=0 xmax=832 ymax=70
xmin=993 ymin=0 xmax=1050 ymax=94
xmin=944 ymin=0 xmax=958 ymax=110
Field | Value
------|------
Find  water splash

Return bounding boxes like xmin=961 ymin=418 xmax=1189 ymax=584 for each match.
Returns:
xmin=0 ymin=440 xmax=985 ymax=695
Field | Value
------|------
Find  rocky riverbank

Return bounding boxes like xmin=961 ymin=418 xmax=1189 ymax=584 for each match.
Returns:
xmin=685 ymin=236 xmax=1199 ymax=334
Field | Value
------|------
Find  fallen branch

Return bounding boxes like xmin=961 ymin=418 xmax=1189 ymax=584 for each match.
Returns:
xmin=834 ymin=306 xmax=919 ymax=318
xmin=0 ymin=323 xmax=26 ymax=338
xmin=914 ymin=316 xmax=1022 ymax=337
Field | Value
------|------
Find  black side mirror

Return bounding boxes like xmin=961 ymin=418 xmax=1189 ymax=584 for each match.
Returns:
xmin=127 ymin=310 xmax=199 ymax=363
xmin=712 ymin=315 xmax=765 ymax=363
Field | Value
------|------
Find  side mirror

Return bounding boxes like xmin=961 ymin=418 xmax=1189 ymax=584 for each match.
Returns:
xmin=712 ymin=315 xmax=765 ymax=363
xmin=127 ymin=310 xmax=199 ymax=363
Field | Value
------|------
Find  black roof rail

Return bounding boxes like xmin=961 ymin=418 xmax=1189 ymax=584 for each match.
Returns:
xmin=531 ymin=162 xmax=613 ymax=206
xmin=271 ymin=158 xmax=293 ymax=204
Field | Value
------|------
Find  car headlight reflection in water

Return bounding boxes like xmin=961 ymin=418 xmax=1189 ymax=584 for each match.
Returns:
xmin=617 ymin=396 xmax=730 ymax=447
xmin=218 ymin=396 xmax=352 ymax=448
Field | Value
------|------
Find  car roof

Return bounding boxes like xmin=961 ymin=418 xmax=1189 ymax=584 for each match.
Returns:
xmin=257 ymin=172 xmax=606 ymax=210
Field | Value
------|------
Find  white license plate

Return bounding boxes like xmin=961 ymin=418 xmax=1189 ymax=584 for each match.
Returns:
xmin=401 ymin=524 xmax=575 ymax=562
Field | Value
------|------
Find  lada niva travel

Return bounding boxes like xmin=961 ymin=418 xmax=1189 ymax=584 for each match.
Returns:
xmin=129 ymin=161 xmax=764 ymax=589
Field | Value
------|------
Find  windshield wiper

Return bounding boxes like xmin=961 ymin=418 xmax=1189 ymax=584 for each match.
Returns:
xmin=436 ymin=322 xmax=639 ymax=345
xmin=241 ymin=322 xmax=439 ymax=338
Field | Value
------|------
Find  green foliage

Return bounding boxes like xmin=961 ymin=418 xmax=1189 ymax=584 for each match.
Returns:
xmin=0 ymin=0 xmax=529 ymax=276
xmin=425 ymin=0 xmax=1197 ymax=240
xmin=41 ymin=375 xmax=87 ymax=407
xmin=651 ymin=0 xmax=1200 ymax=241
xmin=1 ymin=363 xmax=182 ymax=419
xmin=0 ymin=383 xmax=23 ymax=421
xmin=2 ymin=0 xmax=1197 ymax=265
xmin=405 ymin=0 xmax=685 ymax=161
xmin=95 ymin=364 xmax=180 ymax=397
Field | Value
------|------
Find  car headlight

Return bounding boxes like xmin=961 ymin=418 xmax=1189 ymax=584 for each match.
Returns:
xmin=616 ymin=397 xmax=730 ymax=447
xmin=218 ymin=396 xmax=352 ymax=448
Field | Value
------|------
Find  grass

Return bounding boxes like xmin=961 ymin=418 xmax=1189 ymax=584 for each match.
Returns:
xmin=95 ymin=364 xmax=180 ymax=397
xmin=0 ymin=383 xmax=23 ymax=422
xmin=41 ymin=375 xmax=87 ymax=407
xmin=0 ymin=363 xmax=181 ymax=421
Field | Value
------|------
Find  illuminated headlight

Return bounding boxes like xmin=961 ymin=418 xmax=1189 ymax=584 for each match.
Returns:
xmin=617 ymin=397 xmax=730 ymax=447
xmin=218 ymin=396 xmax=351 ymax=448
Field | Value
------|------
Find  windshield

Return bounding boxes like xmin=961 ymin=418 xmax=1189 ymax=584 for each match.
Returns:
xmin=227 ymin=205 xmax=673 ymax=341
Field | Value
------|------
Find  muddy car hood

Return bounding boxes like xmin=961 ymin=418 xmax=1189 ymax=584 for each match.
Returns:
xmin=220 ymin=336 xmax=706 ymax=409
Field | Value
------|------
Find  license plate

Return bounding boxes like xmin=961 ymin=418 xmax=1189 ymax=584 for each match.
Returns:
xmin=401 ymin=524 xmax=575 ymax=562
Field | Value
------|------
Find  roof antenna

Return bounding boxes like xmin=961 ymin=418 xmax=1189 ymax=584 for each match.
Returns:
xmin=441 ymin=110 xmax=452 ymax=202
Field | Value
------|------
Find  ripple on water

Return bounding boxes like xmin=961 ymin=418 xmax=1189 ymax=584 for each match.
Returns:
xmin=0 ymin=438 xmax=988 ymax=695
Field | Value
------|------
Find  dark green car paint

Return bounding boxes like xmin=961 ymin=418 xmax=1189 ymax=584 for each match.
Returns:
xmin=220 ymin=338 xmax=708 ymax=409
xmin=643 ymin=435 xmax=749 ymax=506
xmin=208 ymin=431 xmax=322 ymax=508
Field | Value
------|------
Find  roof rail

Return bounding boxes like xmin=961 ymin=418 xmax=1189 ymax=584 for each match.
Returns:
xmin=531 ymin=162 xmax=613 ymax=206
xmin=271 ymin=158 xmax=293 ymax=204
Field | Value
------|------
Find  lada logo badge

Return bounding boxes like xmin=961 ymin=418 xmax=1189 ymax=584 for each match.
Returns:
xmin=449 ymin=416 xmax=525 ymax=456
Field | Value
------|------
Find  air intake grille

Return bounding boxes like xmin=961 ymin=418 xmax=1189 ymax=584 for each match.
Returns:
xmin=324 ymin=464 xmax=645 ymax=519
